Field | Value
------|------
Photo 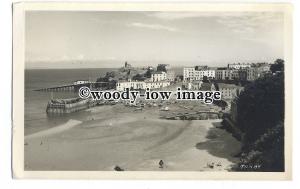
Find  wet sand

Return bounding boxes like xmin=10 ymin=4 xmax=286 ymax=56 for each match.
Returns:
xmin=25 ymin=119 xmax=82 ymax=140
xmin=24 ymin=104 xmax=241 ymax=171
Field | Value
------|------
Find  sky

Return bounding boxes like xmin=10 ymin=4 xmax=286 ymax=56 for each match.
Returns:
xmin=25 ymin=11 xmax=284 ymax=69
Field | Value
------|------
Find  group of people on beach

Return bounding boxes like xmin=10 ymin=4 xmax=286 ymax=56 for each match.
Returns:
xmin=114 ymin=160 xmax=222 ymax=171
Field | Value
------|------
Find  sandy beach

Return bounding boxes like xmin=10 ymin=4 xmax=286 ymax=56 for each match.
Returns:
xmin=25 ymin=104 xmax=241 ymax=171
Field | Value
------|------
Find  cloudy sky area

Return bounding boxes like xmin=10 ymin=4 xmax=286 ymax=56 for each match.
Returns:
xmin=25 ymin=11 xmax=284 ymax=68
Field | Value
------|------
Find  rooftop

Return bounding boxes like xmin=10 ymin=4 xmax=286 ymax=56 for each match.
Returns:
xmin=153 ymin=71 xmax=166 ymax=74
xmin=216 ymin=67 xmax=228 ymax=70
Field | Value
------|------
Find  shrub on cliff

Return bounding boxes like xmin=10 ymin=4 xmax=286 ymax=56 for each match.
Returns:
xmin=236 ymin=72 xmax=284 ymax=144
xmin=236 ymin=122 xmax=284 ymax=171
xmin=234 ymin=59 xmax=285 ymax=171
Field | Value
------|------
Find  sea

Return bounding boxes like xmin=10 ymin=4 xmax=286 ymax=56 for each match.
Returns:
xmin=25 ymin=67 xmax=183 ymax=135
xmin=25 ymin=68 xmax=115 ymax=135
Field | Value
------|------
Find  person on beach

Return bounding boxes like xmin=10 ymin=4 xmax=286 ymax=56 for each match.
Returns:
xmin=114 ymin=165 xmax=124 ymax=171
xmin=159 ymin=160 xmax=164 ymax=169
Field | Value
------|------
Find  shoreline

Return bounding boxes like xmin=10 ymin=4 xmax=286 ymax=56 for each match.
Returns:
xmin=25 ymin=119 xmax=82 ymax=140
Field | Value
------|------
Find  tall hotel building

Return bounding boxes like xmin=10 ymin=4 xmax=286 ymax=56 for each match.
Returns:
xmin=183 ymin=67 xmax=215 ymax=81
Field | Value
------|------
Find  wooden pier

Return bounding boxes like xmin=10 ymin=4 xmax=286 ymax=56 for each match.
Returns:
xmin=34 ymin=82 xmax=108 ymax=92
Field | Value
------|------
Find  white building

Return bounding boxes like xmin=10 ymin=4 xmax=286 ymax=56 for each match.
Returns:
xmin=199 ymin=69 xmax=215 ymax=79
xmin=215 ymin=63 xmax=270 ymax=81
xmin=73 ymin=80 xmax=89 ymax=85
xmin=216 ymin=68 xmax=232 ymax=80
xmin=231 ymin=70 xmax=240 ymax=80
xmin=116 ymin=80 xmax=170 ymax=91
xmin=183 ymin=67 xmax=195 ymax=81
xmin=166 ymin=71 xmax=175 ymax=82
xmin=254 ymin=63 xmax=271 ymax=78
xmin=144 ymin=81 xmax=170 ymax=89
xmin=228 ymin=63 xmax=251 ymax=70
xmin=184 ymin=81 xmax=203 ymax=90
xmin=257 ymin=63 xmax=270 ymax=72
xmin=245 ymin=63 xmax=270 ymax=81
xmin=217 ymin=83 xmax=244 ymax=100
xmin=246 ymin=67 xmax=258 ymax=81
xmin=151 ymin=71 xmax=167 ymax=82
xmin=183 ymin=67 xmax=215 ymax=81
xmin=116 ymin=81 xmax=145 ymax=91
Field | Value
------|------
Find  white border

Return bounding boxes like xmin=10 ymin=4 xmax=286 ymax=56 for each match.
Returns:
xmin=12 ymin=2 xmax=293 ymax=180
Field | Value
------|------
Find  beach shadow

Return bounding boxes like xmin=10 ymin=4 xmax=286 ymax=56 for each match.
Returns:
xmin=195 ymin=125 xmax=241 ymax=162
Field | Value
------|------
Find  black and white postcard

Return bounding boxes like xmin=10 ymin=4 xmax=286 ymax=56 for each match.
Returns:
xmin=12 ymin=2 xmax=292 ymax=179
